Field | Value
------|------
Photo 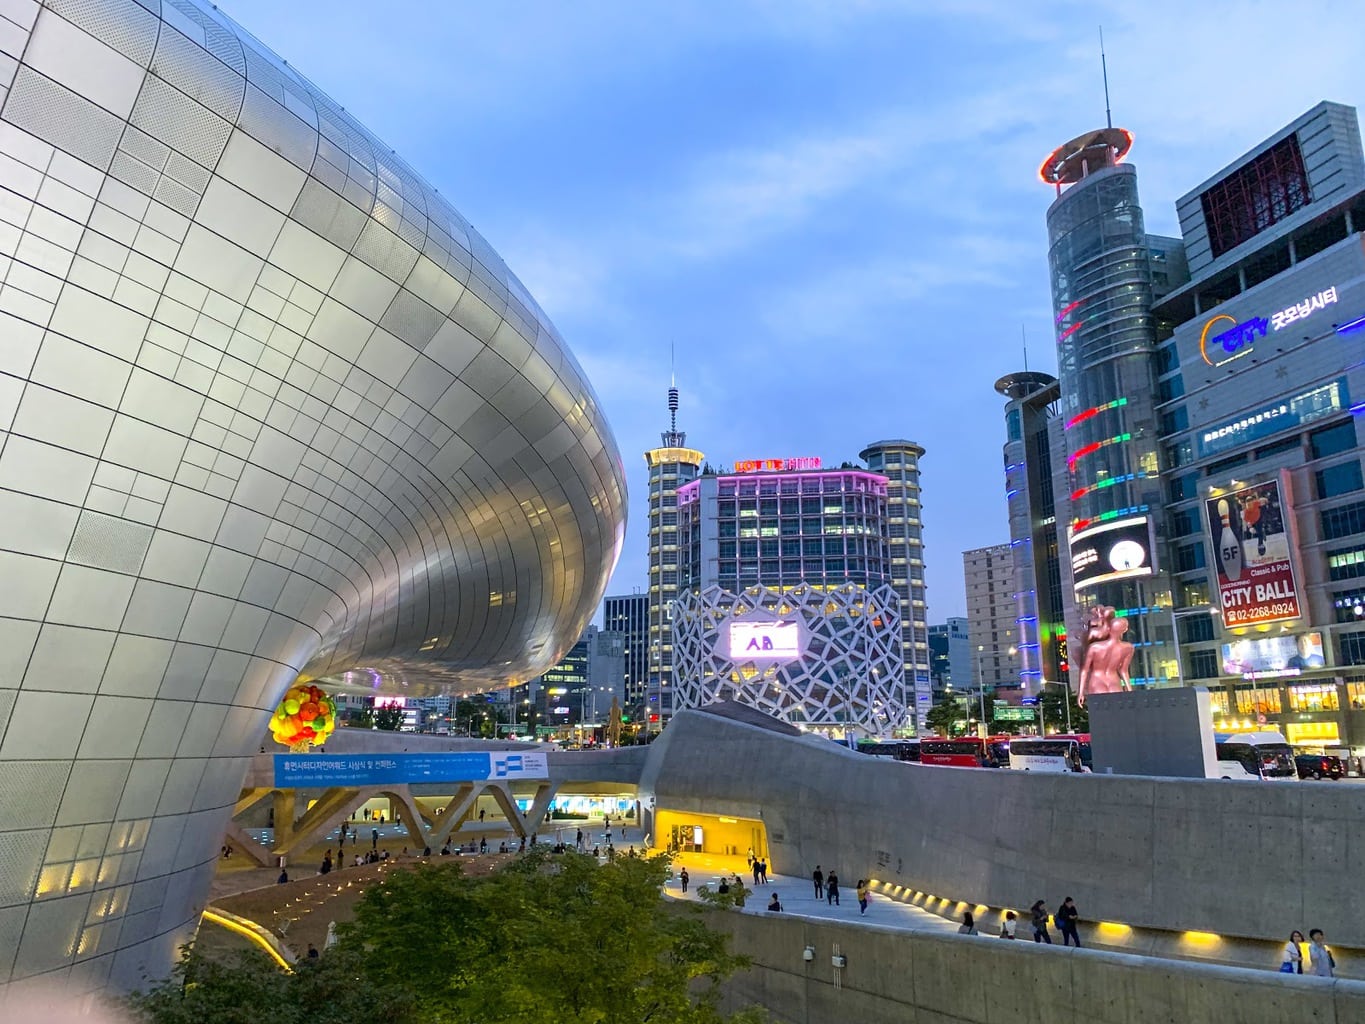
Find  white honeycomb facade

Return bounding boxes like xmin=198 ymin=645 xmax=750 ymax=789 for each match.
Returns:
xmin=672 ymin=582 xmax=907 ymax=734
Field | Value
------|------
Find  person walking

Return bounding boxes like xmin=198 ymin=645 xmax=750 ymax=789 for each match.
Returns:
xmin=1030 ymin=900 xmax=1053 ymax=944
xmin=813 ymin=865 xmax=825 ymax=900
xmin=826 ymin=871 xmax=840 ymax=906
xmin=372 ymin=828 xmax=379 ymax=850
xmin=856 ymin=879 xmax=869 ymax=915
xmin=758 ymin=858 xmax=769 ymax=885
xmin=752 ymin=858 xmax=761 ymax=886
xmin=1000 ymin=911 xmax=1018 ymax=939
xmin=958 ymin=911 xmax=977 ymax=935
xmin=1281 ymin=931 xmax=1305 ymax=974
xmin=1309 ymin=929 xmax=1335 ymax=977
xmin=1057 ymin=897 xmax=1081 ymax=947
xmin=680 ymin=867 xmax=689 ymax=894
xmin=479 ymin=807 xmax=486 ymax=822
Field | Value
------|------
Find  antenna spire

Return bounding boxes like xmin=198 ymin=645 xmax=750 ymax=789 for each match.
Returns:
xmin=662 ymin=347 xmax=684 ymax=447
xmin=1021 ymin=324 xmax=1029 ymax=372
xmin=1100 ymin=26 xmax=1112 ymax=129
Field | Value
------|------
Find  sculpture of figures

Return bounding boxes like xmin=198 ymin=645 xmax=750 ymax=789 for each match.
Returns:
xmin=1077 ymin=605 xmax=1134 ymax=707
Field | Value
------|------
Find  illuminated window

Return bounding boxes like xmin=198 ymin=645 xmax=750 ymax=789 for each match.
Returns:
xmin=1287 ymin=685 xmax=1339 ymax=712
xmin=1234 ymin=686 xmax=1282 ymax=715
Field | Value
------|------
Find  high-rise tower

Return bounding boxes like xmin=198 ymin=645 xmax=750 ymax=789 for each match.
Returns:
xmin=644 ymin=385 xmax=704 ymax=727
xmin=859 ymin=440 xmax=929 ymax=731
xmin=1040 ymin=128 xmax=1175 ymax=685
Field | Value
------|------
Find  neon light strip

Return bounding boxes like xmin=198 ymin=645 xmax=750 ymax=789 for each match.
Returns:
xmin=1057 ymin=321 xmax=1083 ymax=342
xmin=202 ymin=909 xmax=294 ymax=971
xmin=1055 ymin=298 xmax=1085 ymax=323
xmin=1070 ymin=504 xmax=1151 ymax=534
xmin=1067 ymin=433 xmax=1131 ymax=472
xmin=1336 ymin=315 xmax=1365 ymax=334
xmin=1065 ymin=397 xmax=1127 ymax=431
xmin=1070 ymin=471 xmax=1150 ymax=503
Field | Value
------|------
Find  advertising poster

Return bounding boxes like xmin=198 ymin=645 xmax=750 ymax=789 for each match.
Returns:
xmin=1205 ymin=476 xmax=1302 ymax=628
xmin=1221 ymin=632 xmax=1324 ymax=678
xmin=1069 ymin=516 xmax=1154 ymax=592
xmin=727 ymin=620 xmax=802 ymax=660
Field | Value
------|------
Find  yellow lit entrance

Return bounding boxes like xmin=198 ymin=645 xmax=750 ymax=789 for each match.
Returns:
xmin=654 ymin=810 xmax=767 ymax=860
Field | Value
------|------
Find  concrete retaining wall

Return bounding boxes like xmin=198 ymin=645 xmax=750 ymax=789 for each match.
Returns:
xmin=642 ymin=710 xmax=1365 ymax=951
xmin=709 ymin=908 xmax=1365 ymax=1024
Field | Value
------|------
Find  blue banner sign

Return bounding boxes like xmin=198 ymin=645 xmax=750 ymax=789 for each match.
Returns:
xmin=1196 ymin=378 xmax=1349 ymax=459
xmin=273 ymin=751 xmax=550 ymax=788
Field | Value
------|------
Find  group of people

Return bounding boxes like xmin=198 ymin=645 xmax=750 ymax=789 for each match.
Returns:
xmin=1282 ymin=929 xmax=1336 ymax=977
xmin=812 ymin=866 xmax=871 ymax=914
xmin=747 ymin=850 xmax=770 ymax=886
xmin=317 ymin=847 xmax=390 ymax=875
xmin=956 ymin=898 xmax=1080 ymax=944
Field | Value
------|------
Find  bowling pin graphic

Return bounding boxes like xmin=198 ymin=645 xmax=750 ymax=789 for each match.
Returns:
xmin=1217 ymin=498 xmax=1243 ymax=581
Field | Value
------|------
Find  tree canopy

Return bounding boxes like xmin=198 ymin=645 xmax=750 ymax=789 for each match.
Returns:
xmin=125 ymin=852 xmax=765 ymax=1024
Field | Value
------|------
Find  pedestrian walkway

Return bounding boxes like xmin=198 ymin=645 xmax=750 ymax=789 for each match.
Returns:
xmin=665 ymin=859 xmax=960 ymax=937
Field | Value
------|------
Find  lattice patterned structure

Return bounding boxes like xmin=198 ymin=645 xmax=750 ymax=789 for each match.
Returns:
xmin=0 ymin=0 xmax=624 ymax=992
xmin=672 ymin=583 xmax=907 ymax=734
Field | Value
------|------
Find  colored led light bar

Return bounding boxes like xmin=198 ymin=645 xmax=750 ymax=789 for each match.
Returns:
xmin=1337 ymin=315 xmax=1365 ymax=335
xmin=1055 ymin=298 xmax=1085 ymax=323
xmin=1065 ymin=397 xmax=1127 ymax=431
xmin=1069 ymin=471 xmax=1150 ymax=503
xmin=1067 ymin=433 xmax=1131 ymax=471
xmin=1057 ymin=321 xmax=1083 ymax=343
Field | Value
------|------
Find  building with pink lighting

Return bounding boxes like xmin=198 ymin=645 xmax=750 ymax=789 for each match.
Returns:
xmin=670 ymin=462 xmax=911 ymax=736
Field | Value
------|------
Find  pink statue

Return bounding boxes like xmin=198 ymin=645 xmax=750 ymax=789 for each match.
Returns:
xmin=1077 ymin=605 xmax=1134 ymax=707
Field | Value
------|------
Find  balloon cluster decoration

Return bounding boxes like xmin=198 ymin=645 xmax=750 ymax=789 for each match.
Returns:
xmin=270 ymin=683 xmax=337 ymax=751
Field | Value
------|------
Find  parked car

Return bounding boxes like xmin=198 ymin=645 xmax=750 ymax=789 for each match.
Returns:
xmin=1295 ymin=754 xmax=1344 ymax=780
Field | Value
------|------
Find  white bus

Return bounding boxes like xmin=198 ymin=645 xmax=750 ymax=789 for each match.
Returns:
xmin=1008 ymin=736 xmax=1089 ymax=773
xmin=1213 ymin=732 xmax=1297 ymax=781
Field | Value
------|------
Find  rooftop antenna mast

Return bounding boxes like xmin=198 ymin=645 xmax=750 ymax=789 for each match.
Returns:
xmin=1021 ymin=324 xmax=1029 ymax=371
xmin=662 ymin=342 xmax=685 ymax=447
xmin=1100 ymin=26 xmax=1112 ymax=129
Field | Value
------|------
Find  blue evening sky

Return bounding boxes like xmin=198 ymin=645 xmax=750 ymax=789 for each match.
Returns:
xmin=226 ymin=0 xmax=1358 ymax=619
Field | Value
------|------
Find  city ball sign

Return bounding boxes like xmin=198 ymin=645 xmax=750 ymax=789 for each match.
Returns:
xmin=727 ymin=621 xmax=802 ymax=660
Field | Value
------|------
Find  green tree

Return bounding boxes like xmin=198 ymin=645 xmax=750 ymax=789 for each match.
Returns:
xmin=124 ymin=945 xmax=417 ymax=1024
xmin=342 ymin=851 xmax=758 ymax=1023
xmin=345 ymin=707 xmax=374 ymax=729
xmin=373 ymin=701 xmax=404 ymax=731
xmin=924 ymin=698 xmax=968 ymax=737
xmin=126 ymin=854 xmax=764 ymax=1024
xmin=1039 ymin=684 xmax=1088 ymax=733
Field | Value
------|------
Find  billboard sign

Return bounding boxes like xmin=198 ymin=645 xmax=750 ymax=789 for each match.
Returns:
xmin=273 ymin=751 xmax=550 ymax=788
xmin=1205 ymin=476 xmax=1302 ymax=628
xmin=1221 ymin=632 xmax=1324 ymax=678
xmin=1069 ymin=517 xmax=1154 ymax=592
xmin=727 ymin=620 xmax=802 ymax=660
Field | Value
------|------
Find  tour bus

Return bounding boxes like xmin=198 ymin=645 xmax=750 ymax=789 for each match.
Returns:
xmin=1008 ymin=734 xmax=1091 ymax=773
xmin=855 ymin=739 xmax=921 ymax=763
xmin=920 ymin=736 xmax=1012 ymax=768
xmin=1213 ymin=732 xmax=1298 ymax=781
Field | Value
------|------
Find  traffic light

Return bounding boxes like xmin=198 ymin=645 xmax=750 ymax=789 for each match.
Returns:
xmin=620 ymin=714 xmax=631 ymax=723
xmin=649 ymin=713 xmax=660 ymax=723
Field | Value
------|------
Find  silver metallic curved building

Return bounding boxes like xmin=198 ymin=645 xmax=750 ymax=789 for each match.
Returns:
xmin=0 ymin=0 xmax=625 ymax=991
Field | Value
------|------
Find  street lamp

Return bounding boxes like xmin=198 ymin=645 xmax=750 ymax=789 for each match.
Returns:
xmin=975 ymin=644 xmax=1018 ymax=736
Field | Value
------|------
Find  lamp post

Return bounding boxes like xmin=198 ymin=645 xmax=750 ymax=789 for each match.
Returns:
xmin=975 ymin=644 xmax=1018 ymax=737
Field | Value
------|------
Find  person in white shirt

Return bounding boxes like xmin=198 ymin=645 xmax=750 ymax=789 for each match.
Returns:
xmin=1281 ymin=930 xmax=1305 ymax=974
xmin=1308 ymin=929 xmax=1334 ymax=977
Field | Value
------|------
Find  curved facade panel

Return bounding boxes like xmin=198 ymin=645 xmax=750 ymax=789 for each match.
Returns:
xmin=0 ymin=0 xmax=624 ymax=992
